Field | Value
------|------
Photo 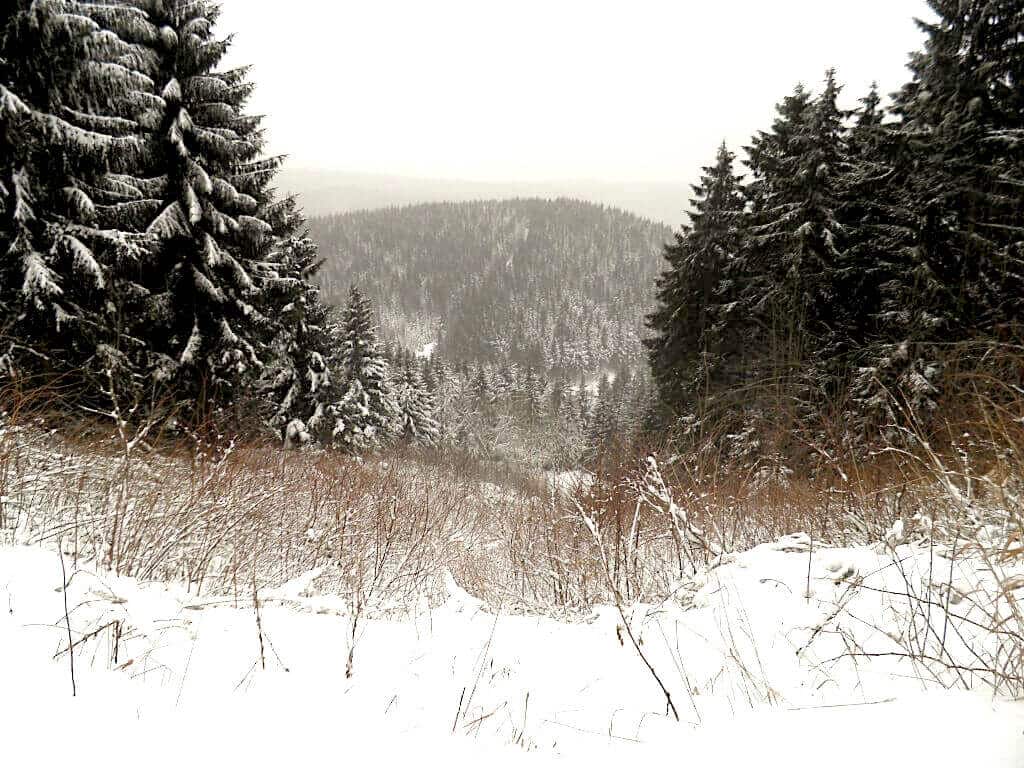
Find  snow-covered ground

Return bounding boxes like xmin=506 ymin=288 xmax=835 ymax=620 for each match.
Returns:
xmin=542 ymin=468 xmax=595 ymax=499
xmin=2 ymin=537 xmax=1021 ymax=766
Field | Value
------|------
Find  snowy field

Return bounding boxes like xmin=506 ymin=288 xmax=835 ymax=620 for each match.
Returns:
xmin=2 ymin=534 xmax=1021 ymax=766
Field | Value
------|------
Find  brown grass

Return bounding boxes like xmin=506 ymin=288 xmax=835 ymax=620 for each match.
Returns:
xmin=0 ymin=359 xmax=1020 ymax=695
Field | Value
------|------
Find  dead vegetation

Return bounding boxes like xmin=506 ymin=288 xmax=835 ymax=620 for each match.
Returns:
xmin=1 ymin=372 xmax=1021 ymax=696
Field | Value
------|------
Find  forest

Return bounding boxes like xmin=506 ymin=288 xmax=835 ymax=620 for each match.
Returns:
xmin=0 ymin=2 xmax=1022 ymax=765
xmin=309 ymin=199 xmax=669 ymax=373
xmin=0 ymin=1 xmax=1021 ymax=474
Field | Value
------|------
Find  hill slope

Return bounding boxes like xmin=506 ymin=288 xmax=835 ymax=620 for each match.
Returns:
xmin=308 ymin=199 xmax=672 ymax=372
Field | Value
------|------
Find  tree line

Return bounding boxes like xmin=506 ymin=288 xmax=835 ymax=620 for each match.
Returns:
xmin=646 ymin=1 xmax=1024 ymax=457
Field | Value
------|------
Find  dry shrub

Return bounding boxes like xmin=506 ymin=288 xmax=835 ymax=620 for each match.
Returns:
xmin=1 ymin=347 xmax=1021 ymax=695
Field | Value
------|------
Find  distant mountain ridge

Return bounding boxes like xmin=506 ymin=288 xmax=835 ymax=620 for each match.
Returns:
xmin=279 ymin=167 xmax=690 ymax=227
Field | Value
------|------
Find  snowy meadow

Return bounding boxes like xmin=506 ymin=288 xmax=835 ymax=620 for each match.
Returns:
xmin=1 ymin=402 xmax=1022 ymax=766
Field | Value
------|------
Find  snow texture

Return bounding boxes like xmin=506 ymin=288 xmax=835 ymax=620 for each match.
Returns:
xmin=1 ymin=539 xmax=1021 ymax=766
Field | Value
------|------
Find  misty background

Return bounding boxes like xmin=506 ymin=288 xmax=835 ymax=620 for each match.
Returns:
xmin=220 ymin=0 xmax=931 ymax=224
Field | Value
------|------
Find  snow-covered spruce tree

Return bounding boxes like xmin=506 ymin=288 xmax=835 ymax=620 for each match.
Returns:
xmin=744 ymin=84 xmax=813 ymax=215
xmin=645 ymin=141 xmax=746 ymax=419
xmin=260 ymin=230 xmax=341 ymax=445
xmin=586 ymin=373 xmax=618 ymax=454
xmin=524 ymin=366 xmax=546 ymax=424
xmin=884 ymin=0 xmax=1024 ymax=374
xmin=0 ymin=1 xmax=157 ymax=390
xmin=841 ymin=83 xmax=930 ymax=435
xmin=110 ymin=0 xmax=281 ymax=416
xmin=334 ymin=286 xmax=398 ymax=451
xmin=471 ymin=362 xmax=493 ymax=415
xmin=395 ymin=358 xmax=440 ymax=446
xmin=743 ymin=72 xmax=854 ymax=409
xmin=420 ymin=355 xmax=438 ymax=393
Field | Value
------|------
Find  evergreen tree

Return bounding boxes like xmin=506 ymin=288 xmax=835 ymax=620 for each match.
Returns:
xmin=395 ymin=359 xmax=441 ymax=446
xmin=743 ymin=72 xmax=854 ymax=408
xmin=891 ymin=0 xmax=1024 ymax=342
xmin=0 ymin=1 xmax=156 ymax=389
xmin=851 ymin=0 xmax=1024 ymax=431
xmin=334 ymin=285 xmax=396 ymax=451
xmin=753 ymin=74 xmax=846 ymax=336
xmin=587 ymin=373 xmax=618 ymax=452
xmin=471 ymin=363 xmax=492 ymax=414
xmin=524 ymin=366 xmax=546 ymax=424
xmin=120 ymin=0 xmax=281 ymax=413
xmin=645 ymin=141 xmax=746 ymax=417
xmin=262 ymin=232 xmax=338 ymax=443
xmin=744 ymin=84 xmax=814 ymax=214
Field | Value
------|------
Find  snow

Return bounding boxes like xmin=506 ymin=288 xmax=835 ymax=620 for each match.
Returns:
xmin=1 ymin=539 xmax=1021 ymax=766
xmin=416 ymin=341 xmax=437 ymax=360
xmin=542 ymin=468 xmax=595 ymax=498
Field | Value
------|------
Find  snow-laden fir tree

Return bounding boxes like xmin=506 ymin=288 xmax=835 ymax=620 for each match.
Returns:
xmin=113 ymin=0 xmax=282 ymax=414
xmin=0 ymin=1 xmax=157 ymax=388
xmin=847 ymin=0 xmax=1024 ymax=433
xmin=745 ymin=72 xmax=851 ymax=381
xmin=471 ymin=363 xmax=493 ymax=415
xmin=395 ymin=358 xmax=440 ymax=446
xmin=260 ymin=231 xmax=340 ymax=444
xmin=645 ymin=141 xmax=746 ymax=418
xmin=888 ymin=0 xmax=1024 ymax=355
xmin=587 ymin=373 xmax=618 ymax=453
xmin=524 ymin=367 xmax=546 ymax=424
xmin=334 ymin=286 xmax=397 ymax=451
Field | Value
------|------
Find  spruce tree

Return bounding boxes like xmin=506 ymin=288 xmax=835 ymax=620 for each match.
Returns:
xmin=262 ymin=233 xmax=339 ymax=443
xmin=846 ymin=0 xmax=1024 ymax=431
xmin=335 ymin=286 xmax=396 ymax=451
xmin=395 ymin=359 xmax=440 ymax=446
xmin=744 ymin=72 xmax=852 ymax=408
xmin=587 ymin=373 xmax=618 ymax=452
xmin=646 ymin=141 xmax=746 ymax=417
xmin=892 ymin=0 xmax=1024 ymax=342
xmin=0 ymin=1 xmax=157 ymax=389
xmin=118 ymin=0 xmax=281 ymax=413
xmin=524 ymin=367 xmax=546 ymax=424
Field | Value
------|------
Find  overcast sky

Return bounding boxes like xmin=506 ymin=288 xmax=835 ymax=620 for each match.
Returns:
xmin=218 ymin=0 xmax=931 ymax=184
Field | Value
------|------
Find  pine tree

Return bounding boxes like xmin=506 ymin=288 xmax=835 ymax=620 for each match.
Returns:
xmin=645 ymin=141 xmax=746 ymax=417
xmin=334 ymin=286 xmax=396 ymax=451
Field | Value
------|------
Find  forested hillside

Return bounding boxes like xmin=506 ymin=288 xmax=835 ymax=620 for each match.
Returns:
xmin=308 ymin=199 xmax=671 ymax=372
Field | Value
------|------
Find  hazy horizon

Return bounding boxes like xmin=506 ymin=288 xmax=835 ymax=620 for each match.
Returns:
xmin=275 ymin=166 xmax=694 ymax=224
xmin=220 ymin=0 xmax=932 ymax=189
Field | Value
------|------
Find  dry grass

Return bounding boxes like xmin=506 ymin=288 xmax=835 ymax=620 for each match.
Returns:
xmin=1 ymin=368 xmax=1021 ymax=694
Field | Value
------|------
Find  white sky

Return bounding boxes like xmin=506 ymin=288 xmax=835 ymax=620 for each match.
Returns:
xmin=218 ymin=0 xmax=931 ymax=184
